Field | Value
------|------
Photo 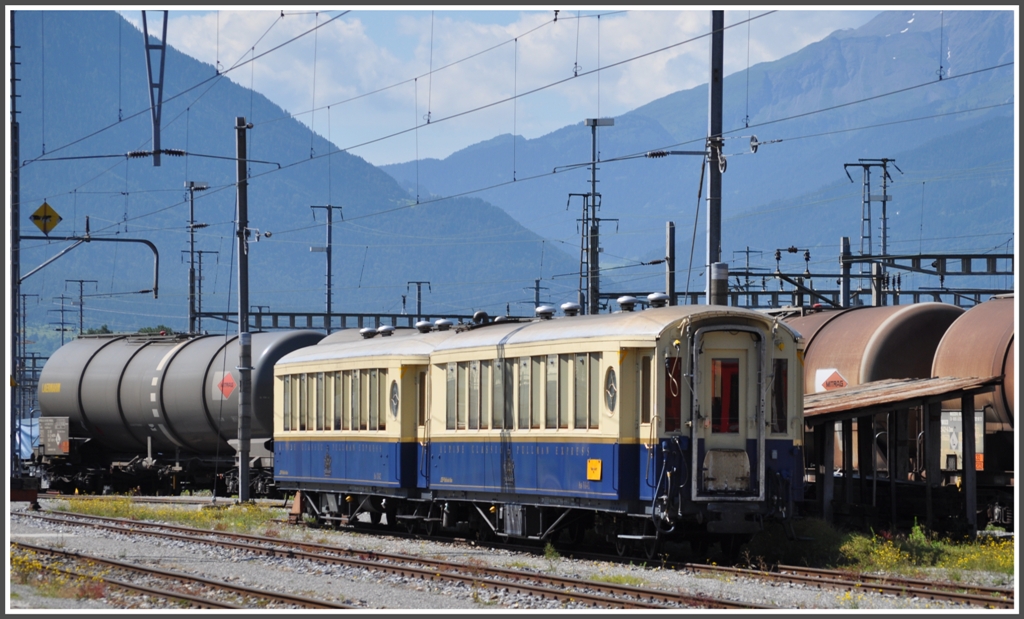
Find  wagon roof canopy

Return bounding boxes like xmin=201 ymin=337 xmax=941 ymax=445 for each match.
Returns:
xmin=802 ymin=376 xmax=1000 ymax=425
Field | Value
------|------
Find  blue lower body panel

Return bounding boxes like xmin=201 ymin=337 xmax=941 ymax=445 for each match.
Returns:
xmin=275 ymin=439 xmax=416 ymax=489
xmin=427 ymin=439 xmax=638 ymax=502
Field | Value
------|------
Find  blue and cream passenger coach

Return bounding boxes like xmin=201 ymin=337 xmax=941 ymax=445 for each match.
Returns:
xmin=274 ymin=303 xmax=805 ymax=558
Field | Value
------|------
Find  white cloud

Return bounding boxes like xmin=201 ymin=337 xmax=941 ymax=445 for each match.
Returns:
xmin=154 ymin=8 xmax=880 ymax=165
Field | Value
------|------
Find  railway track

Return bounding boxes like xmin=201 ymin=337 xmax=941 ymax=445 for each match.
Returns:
xmin=670 ymin=562 xmax=1014 ymax=609
xmin=10 ymin=541 xmax=354 ymax=609
xmin=14 ymin=510 xmax=764 ymax=610
xmin=430 ymin=536 xmax=1014 ymax=610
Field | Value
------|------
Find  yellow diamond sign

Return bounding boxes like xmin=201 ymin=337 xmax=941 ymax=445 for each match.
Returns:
xmin=31 ymin=201 xmax=62 ymax=235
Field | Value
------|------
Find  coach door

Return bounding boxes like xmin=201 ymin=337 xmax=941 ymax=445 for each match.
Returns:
xmin=691 ymin=327 xmax=764 ymax=500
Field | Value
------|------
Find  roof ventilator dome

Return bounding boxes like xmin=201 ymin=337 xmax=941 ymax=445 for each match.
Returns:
xmin=647 ymin=292 xmax=669 ymax=308
xmin=535 ymin=305 xmax=556 ymax=320
xmin=561 ymin=302 xmax=581 ymax=317
xmin=618 ymin=296 xmax=638 ymax=312
xmin=359 ymin=327 xmax=377 ymax=339
xmin=415 ymin=320 xmax=433 ymax=334
xmin=473 ymin=311 xmax=489 ymax=325
xmin=435 ymin=319 xmax=453 ymax=331
xmin=377 ymin=325 xmax=395 ymax=337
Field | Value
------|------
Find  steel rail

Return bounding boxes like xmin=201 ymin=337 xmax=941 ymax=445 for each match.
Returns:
xmin=17 ymin=511 xmax=762 ymax=610
xmin=776 ymin=564 xmax=1014 ymax=602
xmin=10 ymin=540 xmax=352 ymax=609
xmin=676 ymin=562 xmax=1014 ymax=609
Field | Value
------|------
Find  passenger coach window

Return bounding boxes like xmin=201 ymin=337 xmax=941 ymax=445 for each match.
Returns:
xmin=479 ymin=362 xmax=490 ymax=430
xmin=282 ymin=376 xmax=291 ymax=432
xmin=316 ymin=372 xmax=325 ymax=431
xmin=518 ymin=357 xmax=530 ymax=430
xmin=711 ymin=359 xmax=740 ymax=433
xmin=333 ymin=372 xmax=342 ymax=431
xmin=558 ymin=355 xmax=570 ymax=428
xmin=771 ymin=359 xmax=788 ymax=433
xmin=457 ymin=362 xmax=468 ymax=430
xmin=299 ymin=374 xmax=308 ymax=431
xmin=447 ymin=362 xmax=457 ymax=430
xmin=417 ymin=370 xmax=427 ymax=427
xmin=376 ymin=369 xmax=386 ymax=431
xmin=641 ymin=355 xmax=652 ymax=425
xmin=469 ymin=361 xmax=480 ymax=430
xmin=546 ymin=355 xmax=558 ymax=429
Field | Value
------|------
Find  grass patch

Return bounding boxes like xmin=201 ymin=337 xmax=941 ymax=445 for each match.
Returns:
xmin=741 ymin=518 xmax=1015 ymax=577
xmin=10 ymin=547 xmax=109 ymax=600
xmin=590 ymin=573 xmax=646 ymax=587
xmin=50 ymin=496 xmax=285 ymax=534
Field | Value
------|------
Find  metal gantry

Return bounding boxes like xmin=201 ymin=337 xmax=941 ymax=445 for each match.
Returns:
xmin=141 ymin=11 xmax=168 ymax=166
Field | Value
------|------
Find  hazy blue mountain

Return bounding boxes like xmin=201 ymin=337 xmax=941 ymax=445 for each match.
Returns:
xmin=382 ymin=10 xmax=1015 ymax=281
xmin=13 ymin=10 xmax=583 ymax=355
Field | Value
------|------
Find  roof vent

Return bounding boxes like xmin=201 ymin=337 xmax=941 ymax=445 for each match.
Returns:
xmin=473 ymin=310 xmax=489 ymax=325
xmin=561 ymin=302 xmax=581 ymax=317
xmin=494 ymin=316 xmax=509 ymax=323
xmin=415 ymin=320 xmax=433 ymax=333
xmin=377 ymin=325 xmax=395 ymax=337
xmin=647 ymin=292 xmax=669 ymax=308
xmin=617 ymin=295 xmax=638 ymax=312
xmin=535 ymin=305 xmax=555 ymax=320
xmin=435 ymin=318 xmax=453 ymax=331
xmin=359 ymin=327 xmax=377 ymax=339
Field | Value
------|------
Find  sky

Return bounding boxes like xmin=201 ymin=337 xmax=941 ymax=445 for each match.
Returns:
xmin=113 ymin=7 xmax=883 ymax=166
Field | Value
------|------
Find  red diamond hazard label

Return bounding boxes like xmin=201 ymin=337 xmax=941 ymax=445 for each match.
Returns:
xmin=822 ymin=370 xmax=848 ymax=391
xmin=218 ymin=373 xmax=237 ymax=398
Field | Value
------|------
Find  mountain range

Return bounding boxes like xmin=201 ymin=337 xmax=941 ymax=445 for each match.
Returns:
xmin=11 ymin=9 xmax=1016 ymax=357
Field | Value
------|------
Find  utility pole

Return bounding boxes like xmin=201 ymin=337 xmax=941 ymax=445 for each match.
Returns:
xmin=525 ymin=278 xmax=549 ymax=308
xmin=844 ymin=158 xmax=902 ymax=301
xmin=235 ymin=116 xmax=252 ymax=502
xmin=18 ymin=294 xmax=38 ymax=450
xmin=705 ymin=10 xmax=724 ymax=304
xmin=48 ymin=296 xmax=74 ymax=346
xmin=310 ymin=205 xmax=343 ymax=333
xmin=407 ymin=281 xmax=431 ymax=321
xmin=185 ymin=180 xmax=209 ymax=334
xmin=584 ymin=117 xmax=613 ymax=315
xmin=195 ymin=249 xmax=218 ymax=333
xmin=64 ymin=279 xmax=97 ymax=334
xmin=10 ymin=9 xmax=24 ymax=481
xmin=666 ymin=222 xmax=676 ymax=305
xmin=732 ymin=247 xmax=763 ymax=293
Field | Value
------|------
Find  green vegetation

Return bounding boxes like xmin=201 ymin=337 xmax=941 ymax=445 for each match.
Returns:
xmin=52 ymin=497 xmax=284 ymax=534
xmin=137 ymin=325 xmax=176 ymax=335
xmin=83 ymin=325 xmax=111 ymax=335
xmin=10 ymin=547 xmax=109 ymax=600
xmin=589 ymin=572 xmax=647 ymax=587
xmin=741 ymin=518 xmax=1015 ymax=579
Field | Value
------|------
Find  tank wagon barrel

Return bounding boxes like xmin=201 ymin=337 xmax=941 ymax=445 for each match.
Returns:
xmin=36 ymin=330 xmax=324 ymax=494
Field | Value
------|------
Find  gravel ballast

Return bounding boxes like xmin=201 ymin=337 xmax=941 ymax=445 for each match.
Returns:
xmin=7 ymin=500 xmax=1012 ymax=611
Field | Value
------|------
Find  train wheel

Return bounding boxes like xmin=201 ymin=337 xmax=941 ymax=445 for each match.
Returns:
xmin=424 ymin=503 xmax=439 ymax=536
xmin=614 ymin=536 xmax=628 ymax=557
xmin=642 ymin=525 xmax=661 ymax=561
